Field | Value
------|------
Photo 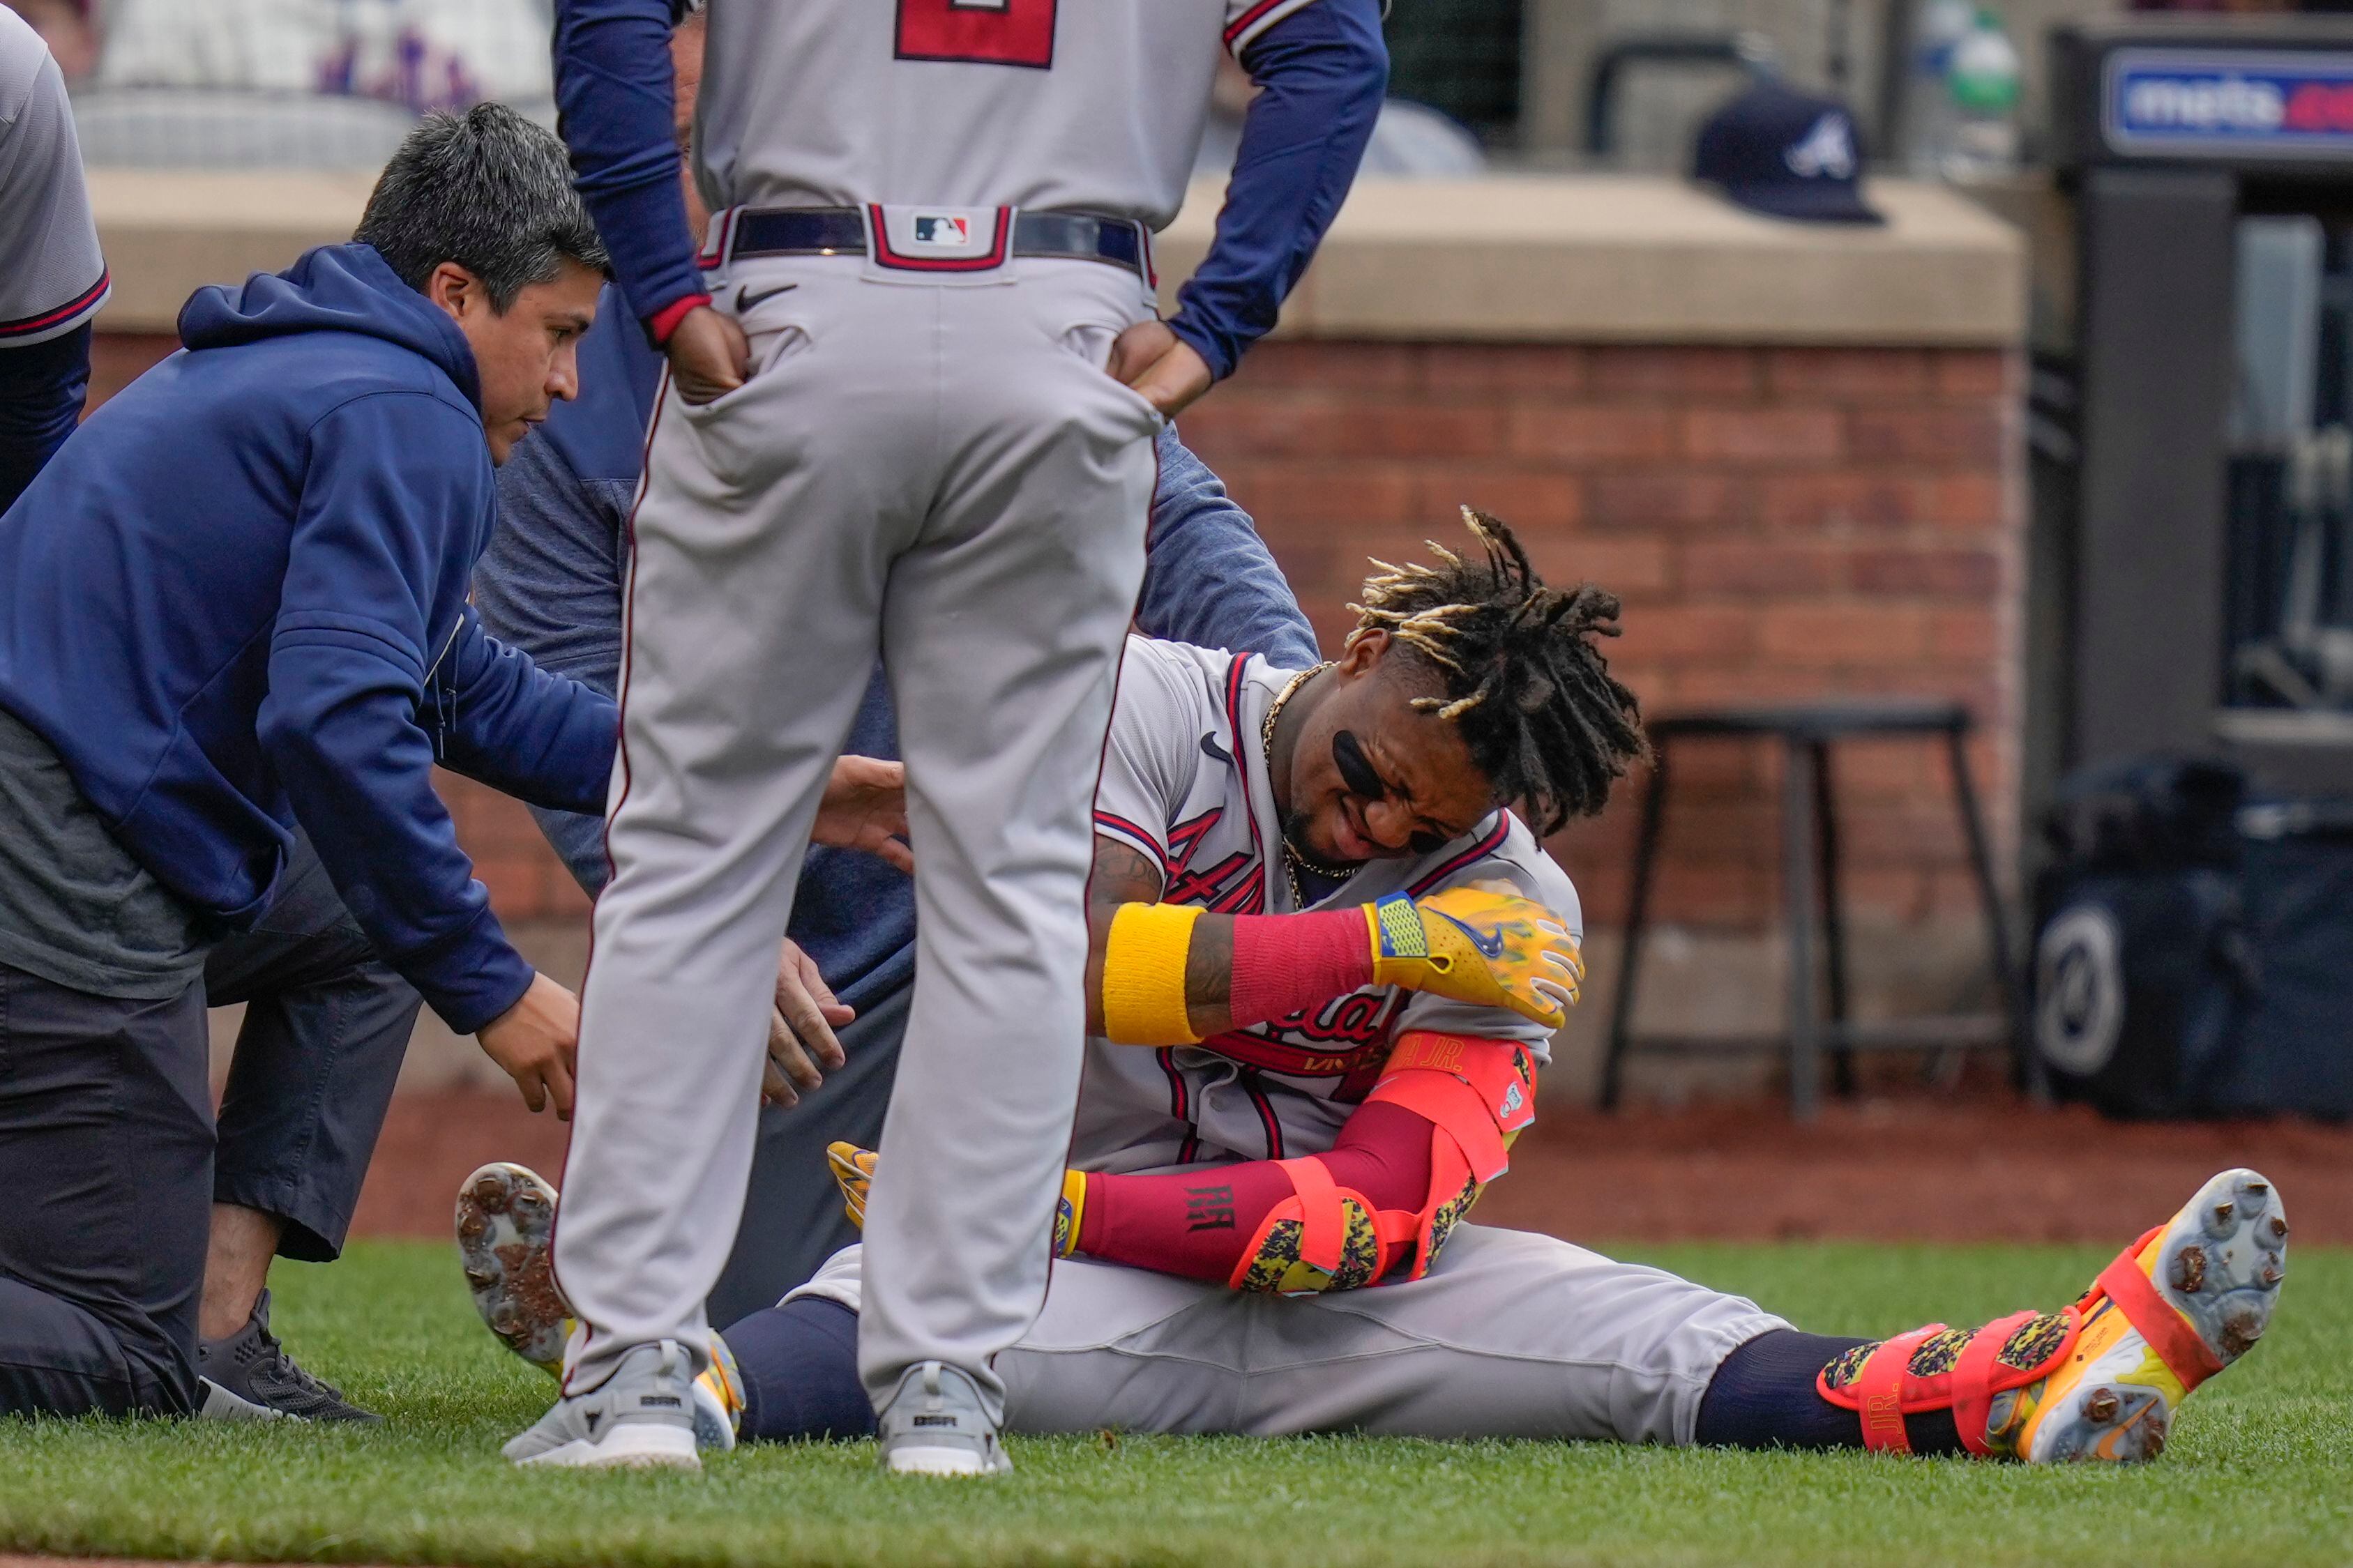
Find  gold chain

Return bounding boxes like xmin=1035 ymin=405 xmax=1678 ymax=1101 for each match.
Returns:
xmin=1257 ymin=662 xmax=1350 ymax=908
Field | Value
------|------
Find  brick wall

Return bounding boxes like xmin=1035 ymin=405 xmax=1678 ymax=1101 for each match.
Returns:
xmin=1172 ymin=340 xmax=2025 ymax=937
xmin=91 ymin=330 xmax=2025 ymax=946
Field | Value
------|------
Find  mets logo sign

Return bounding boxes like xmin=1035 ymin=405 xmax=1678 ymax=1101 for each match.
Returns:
xmin=2105 ymin=48 xmax=2353 ymax=157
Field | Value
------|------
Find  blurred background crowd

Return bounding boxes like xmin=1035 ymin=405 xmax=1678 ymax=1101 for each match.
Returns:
xmin=10 ymin=0 xmax=2351 ymax=176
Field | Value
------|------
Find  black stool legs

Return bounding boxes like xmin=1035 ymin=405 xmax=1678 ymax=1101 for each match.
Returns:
xmin=1600 ymin=703 xmax=2022 ymax=1120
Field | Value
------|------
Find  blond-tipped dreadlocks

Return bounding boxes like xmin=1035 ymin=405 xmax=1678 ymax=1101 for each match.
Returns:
xmin=1351 ymin=507 xmax=1648 ymax=836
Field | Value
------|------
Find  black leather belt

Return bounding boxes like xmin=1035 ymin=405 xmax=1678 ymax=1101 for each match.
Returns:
xmin=727 ymin=206 xmax=1147 ymax=276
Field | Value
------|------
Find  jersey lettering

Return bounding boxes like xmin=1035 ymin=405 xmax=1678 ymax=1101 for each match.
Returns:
xmin=894 ymin=0 xmax=1058 ymax=70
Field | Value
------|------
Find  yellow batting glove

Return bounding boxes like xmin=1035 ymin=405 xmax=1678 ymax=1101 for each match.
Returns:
xmin=826 ymin=1141 xmax=876 ymax=1230
xmin=1365 ymin=883 xmax=1584 ymax=1030
xmin=829 ymin=1140 xmax=1089 ymax=1258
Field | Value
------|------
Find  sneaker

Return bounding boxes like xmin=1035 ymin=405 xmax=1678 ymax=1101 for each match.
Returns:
xmin=197 ymin=1288 xmax=380 ymax=1423
xmin=875 ymin=1360 xmax=1011 ymax=1477
xmin=504 ymin=1339 xmax=702 ymax=1470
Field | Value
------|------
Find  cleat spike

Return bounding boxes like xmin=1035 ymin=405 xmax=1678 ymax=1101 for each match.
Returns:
xmin=2171 ymin=1245 xmax=2207 ymax=1293
xmin=2083 ymin=1387 xmax=2120 ymax=1423
xmin=2211 ymin=1201 xmax=2234 ymax=1224
xmin=2221 ymin=1311 xmax=2262 ymax=1358
xmin=457 ymin=1212 xmax=486 ymax=1240
xmin=471 ymin=1175 xmax=510 ymax=1212
xmin=2271 ymin=1216 xmax=2288 ymax=1240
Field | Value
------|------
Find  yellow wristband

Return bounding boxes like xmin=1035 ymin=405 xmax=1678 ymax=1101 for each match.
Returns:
xmin=1054 ymin=1168 xmax=1089 ymax=1258
xmin=1101 ymin=901 xmax=1203 ymax=1045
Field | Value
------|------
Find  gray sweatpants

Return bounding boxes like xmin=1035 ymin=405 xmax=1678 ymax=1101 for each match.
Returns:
xmin=553 ymin=253 xmax=1162 ymax=1419
xmin=788 ymin=1225 xmax=1786 ymax=1443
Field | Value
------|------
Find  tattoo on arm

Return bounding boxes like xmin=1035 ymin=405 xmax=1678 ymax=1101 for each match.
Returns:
xmin=1084 ymin=835 xmax=1238 ymax=1040
xmin=1085 ymin=838 xmax=1164 ymax=1037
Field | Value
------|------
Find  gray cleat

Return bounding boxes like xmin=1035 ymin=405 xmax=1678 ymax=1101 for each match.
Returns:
xmin=876 ymin=1360 xmax=1011 ymax=1477
xmin=503 ymin=1339 xmax=701 ymax=1470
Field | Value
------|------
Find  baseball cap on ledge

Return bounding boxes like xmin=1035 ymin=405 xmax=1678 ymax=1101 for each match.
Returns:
xmin=1693 ymin=79 xmax=1883 ymax=226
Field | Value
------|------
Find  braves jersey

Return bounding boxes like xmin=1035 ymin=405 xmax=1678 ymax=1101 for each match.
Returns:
xmin=1078 ymin=637 xmax=1582 ymax=1175
xmin=694 ymin=0 xmax=1321 ymax=228
xmin=0 ymin=10 xmax=107 ymax=347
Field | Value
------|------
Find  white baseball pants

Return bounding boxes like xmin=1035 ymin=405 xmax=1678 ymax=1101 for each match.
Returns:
xmin=789 ymin=1225 xmax=1788 ymax=1443
xmin=552 ymin=253 xmax=1162 ymax=1421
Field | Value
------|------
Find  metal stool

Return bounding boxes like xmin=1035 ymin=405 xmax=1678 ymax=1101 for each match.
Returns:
xmin=1596 ymin=700 xmax=2029 ymax=1120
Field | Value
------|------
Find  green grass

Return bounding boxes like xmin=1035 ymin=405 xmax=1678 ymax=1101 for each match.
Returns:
xmin=0 ymin=1240 xmax=2345 ymax=1568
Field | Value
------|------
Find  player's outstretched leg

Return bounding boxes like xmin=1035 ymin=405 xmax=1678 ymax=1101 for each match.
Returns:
xmin=456 ymin=1164 xmax=743 ymax=1454
xmin=1812 ymin=1167 xmax=2286 ymax=1462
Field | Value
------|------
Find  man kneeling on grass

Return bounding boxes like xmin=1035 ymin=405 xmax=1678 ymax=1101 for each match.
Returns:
xmin=0 ymin=105 xmax=900 ymax=1423
xmin=460 ymin=514 xmax=2288 ymax=1472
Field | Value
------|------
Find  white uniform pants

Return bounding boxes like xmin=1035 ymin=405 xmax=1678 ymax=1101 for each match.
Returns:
xmin=553 ymin=255 xmax=1163 ymax=1419
xmin=790 ymin=1225 xmax=1787 ymax=1443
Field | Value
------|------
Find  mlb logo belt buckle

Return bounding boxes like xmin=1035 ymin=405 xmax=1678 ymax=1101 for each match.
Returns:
xmin=869 ymin=204 xmax=1012 ymax=272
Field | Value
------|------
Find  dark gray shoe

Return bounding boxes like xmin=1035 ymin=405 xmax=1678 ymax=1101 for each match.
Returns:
xmin=197 ymin=1288 xmax=381 ymax=1423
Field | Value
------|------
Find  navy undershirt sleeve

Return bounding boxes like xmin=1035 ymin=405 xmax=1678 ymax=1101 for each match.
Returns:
xmin=1168 ymin=0 xmax=1388 ymax=381
xmin=552 ymin=0 xmax=705 ymax=330
xmin=0 ymin=326 xmax=92 ymax=514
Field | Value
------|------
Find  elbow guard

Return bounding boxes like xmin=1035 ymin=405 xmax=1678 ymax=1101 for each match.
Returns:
xmin=1230 ymin=1033 xmax=1538 ymax=1296
xmin=1100 ymin=902 xmax=1204 ymax=1045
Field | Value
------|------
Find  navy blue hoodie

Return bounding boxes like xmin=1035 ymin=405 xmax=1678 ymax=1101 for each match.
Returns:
xmin=0 ymin=243 xmax=616 ymax=1031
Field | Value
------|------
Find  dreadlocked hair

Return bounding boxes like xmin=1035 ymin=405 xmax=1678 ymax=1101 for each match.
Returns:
xmin=1351 ymin=507 xmax=1649 ymax=837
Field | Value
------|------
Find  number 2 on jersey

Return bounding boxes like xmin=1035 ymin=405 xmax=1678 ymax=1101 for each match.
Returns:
xmin=895 ymin=0 xmax=1057 ymax=69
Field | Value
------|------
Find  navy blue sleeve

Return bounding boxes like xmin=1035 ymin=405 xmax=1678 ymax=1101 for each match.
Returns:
xmin=480 ymin=429 xmax=635 ymax=895
xmin=552 ymin=0 xmax=706 ymax=330
xmin=0 ymin=326 xmax=91 ymax=514
xmin=258 ymin=395 xmax=536 ymax=1035
xmin=1136 ymin=425 xmax=1319 ymax=667
xmin=1167 ymin=0 xmax=1386 ymax=381
xmin=427 ymin=606 xmax=616 ymax=816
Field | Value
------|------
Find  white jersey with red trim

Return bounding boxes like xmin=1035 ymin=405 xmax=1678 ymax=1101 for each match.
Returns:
xmin=694 ymin=0 xmax=1318 ymax=227
xmin=1080 ymin=636 xmax=1582 ymax=1175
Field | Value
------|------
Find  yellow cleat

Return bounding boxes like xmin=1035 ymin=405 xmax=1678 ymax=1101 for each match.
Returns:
xmin=2016 ymin=1167 xmax=2286 ymax=1463
xmin=455 ymin=1162 xmax=573 ymax=1376
xmin=1816 ymin=1167 xmax=2285 ymax=1462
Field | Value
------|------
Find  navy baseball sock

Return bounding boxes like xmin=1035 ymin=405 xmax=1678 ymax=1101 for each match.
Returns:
xmin=721 ymin=1295 xmax=878 ymax=1443
xmin=1695 ymin=1329 xmax=1965 ymax=1454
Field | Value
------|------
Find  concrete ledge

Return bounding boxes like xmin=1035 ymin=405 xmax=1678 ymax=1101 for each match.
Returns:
xmin=91 ymin=169 xmax=379 ymax=331
xmin=1156 ymin=175 xmax=2026 ymax=347
xmin=93 ymin=169 xmax=2024 ymax=347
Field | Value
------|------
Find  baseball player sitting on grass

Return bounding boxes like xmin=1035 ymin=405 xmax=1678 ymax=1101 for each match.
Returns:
xmin=461 ymin=512 xmax=2287 ymax=1467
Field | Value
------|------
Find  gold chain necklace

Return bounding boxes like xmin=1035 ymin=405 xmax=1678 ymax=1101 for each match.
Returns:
xmin=1257 ymin=662 xmax=1353 ymax=907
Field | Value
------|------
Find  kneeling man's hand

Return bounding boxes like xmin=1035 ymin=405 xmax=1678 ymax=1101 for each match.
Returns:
xmin=478 ymin=971 xmax=580 ymax=1119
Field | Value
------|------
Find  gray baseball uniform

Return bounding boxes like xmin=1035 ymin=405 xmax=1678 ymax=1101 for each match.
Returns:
xmin=778 ymin=641 xmax=1783 ymax=1440
xmin=0 ymin=9 xmax=109 ymax=345
xmin=554 ymin=0 xmax=1329 ymax=1419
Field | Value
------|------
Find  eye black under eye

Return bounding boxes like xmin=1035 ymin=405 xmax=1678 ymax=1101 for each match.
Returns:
xmin=1331 ymin=729 xmax=1389 ymax=800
